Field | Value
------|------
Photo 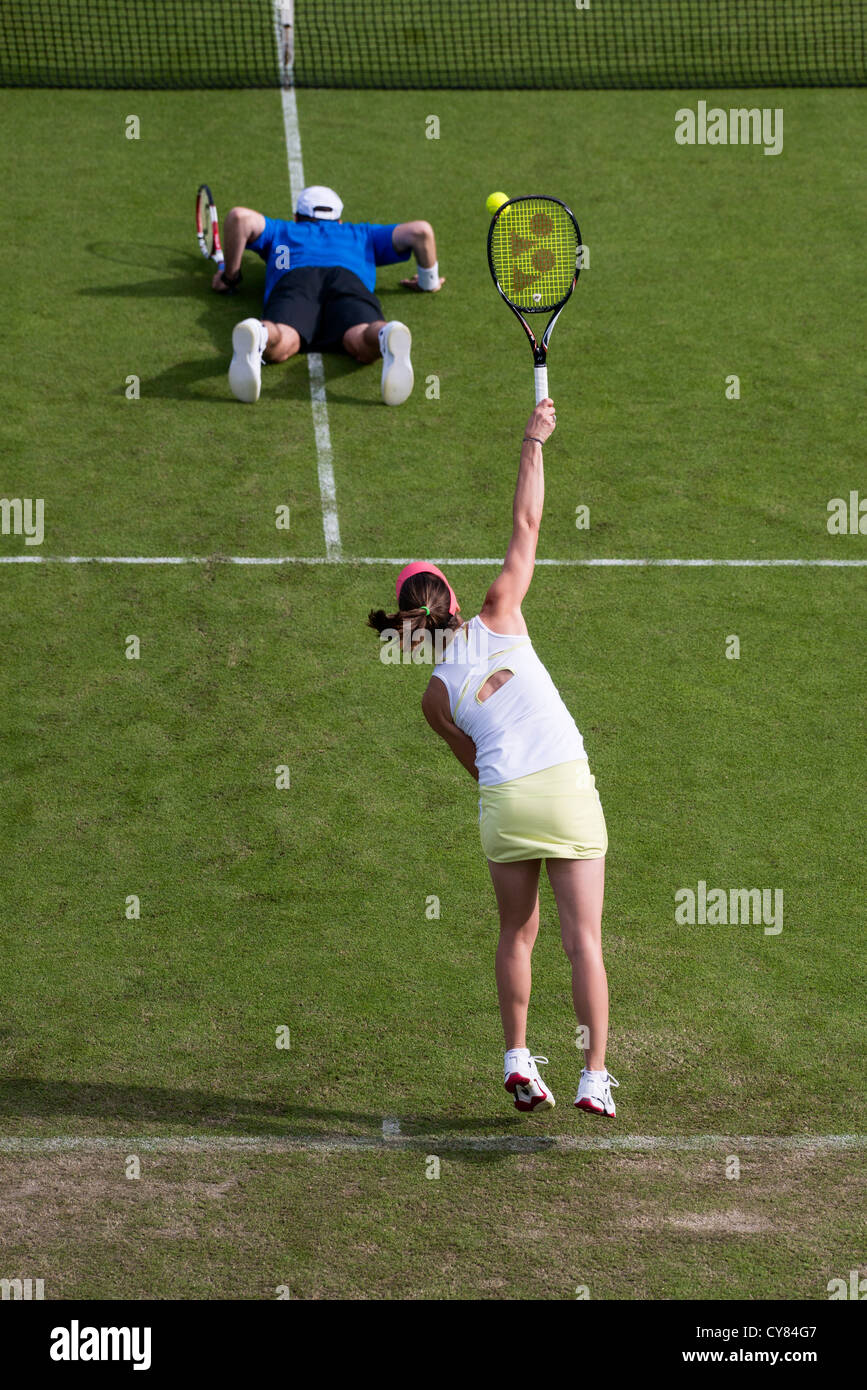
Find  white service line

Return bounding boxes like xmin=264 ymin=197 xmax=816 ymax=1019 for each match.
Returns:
xmin=278 ymin=83 xmax=342 ymax=559
xmin=1 ymin=556 xmax=866 ymax=567
xmin=0 ymin=1134 xmax=863 ymax=1154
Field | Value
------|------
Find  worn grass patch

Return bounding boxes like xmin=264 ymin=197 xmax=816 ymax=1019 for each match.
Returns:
xmin=0 ymin=1147 xmax=863 ymax=1300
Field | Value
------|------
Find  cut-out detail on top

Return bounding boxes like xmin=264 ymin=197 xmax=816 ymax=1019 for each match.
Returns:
xmin=477 ymin=669 xmax=515 ymax=703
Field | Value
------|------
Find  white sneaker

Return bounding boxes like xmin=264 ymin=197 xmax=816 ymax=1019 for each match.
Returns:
xmin=504 ymin=1049 xmax=555 ymax=1113
xmin=378 ymin=321 xmax=413 ymax=405
xmin=229 ymin=318 xmax=268 ymax=403
xmin=574 ymin=1069 xmax=619 ymax=1118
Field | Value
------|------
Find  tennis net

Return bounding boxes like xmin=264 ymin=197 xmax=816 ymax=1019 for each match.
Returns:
xmin=1 ymin=0 xmax=864 ymax=91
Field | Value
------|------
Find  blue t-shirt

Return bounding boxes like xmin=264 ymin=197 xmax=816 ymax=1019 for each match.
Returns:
xmin=248 ymin=218 xmax=410 ymax=303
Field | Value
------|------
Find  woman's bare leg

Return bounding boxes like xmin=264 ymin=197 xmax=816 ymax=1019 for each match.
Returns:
xmin=487 ymin=859 xmax=542 ymax=1049
xmin=545 ymin=857 xmax=608 ymax=1070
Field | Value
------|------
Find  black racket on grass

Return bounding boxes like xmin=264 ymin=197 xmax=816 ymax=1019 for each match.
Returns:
xmin=487 ymin=195 xmax=581 ymax=403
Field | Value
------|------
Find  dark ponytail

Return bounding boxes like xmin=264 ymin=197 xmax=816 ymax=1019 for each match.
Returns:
xmin=367 ymin=574 xmax=461 ymax=642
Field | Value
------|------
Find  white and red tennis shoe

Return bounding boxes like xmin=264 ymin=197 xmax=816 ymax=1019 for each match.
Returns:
xmin=504 ymin=1048 xmax=555 ymax=1112
xmin=574 ymin=1068 xmax=619 ymax=1118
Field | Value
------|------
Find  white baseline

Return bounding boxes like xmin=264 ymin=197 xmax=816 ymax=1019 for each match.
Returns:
xmin=0 ymin=1134 xmax=863 ymax=1155
xmin=1 ymin=556 xmax=865 ymax=567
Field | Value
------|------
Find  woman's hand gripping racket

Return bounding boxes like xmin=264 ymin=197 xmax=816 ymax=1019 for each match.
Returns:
xmin=487 ymin=196 xmax=581 ymax=404
xmin=196 ymin=183 xmax=241 ymax=293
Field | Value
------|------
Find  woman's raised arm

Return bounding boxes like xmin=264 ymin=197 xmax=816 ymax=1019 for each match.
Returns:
xmin=480 ymin=399 xmax=556 ymax=633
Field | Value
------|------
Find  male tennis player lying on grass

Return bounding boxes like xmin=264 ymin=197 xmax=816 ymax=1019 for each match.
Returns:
xmin=212 ymin=184 xmax=444 ymax=405
xmin=368 ymin=400 xmax=619 ymax=1118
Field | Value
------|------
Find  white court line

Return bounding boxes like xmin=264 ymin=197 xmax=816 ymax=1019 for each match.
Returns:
xmin=1 ymin=555 xmax=865 ymax=567
xmin=0 ymin=1134 xmax=863 ymax=1155
xmin=278 ymin=81 xmax=341 ymax=559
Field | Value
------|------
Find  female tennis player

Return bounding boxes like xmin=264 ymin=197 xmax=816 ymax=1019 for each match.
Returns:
xmin=367 ymin=400 xmax=618 ymax=1118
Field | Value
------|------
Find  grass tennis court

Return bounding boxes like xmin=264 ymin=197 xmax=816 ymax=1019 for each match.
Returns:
xmin=0 ymin=76 xmax=865 ymax=1300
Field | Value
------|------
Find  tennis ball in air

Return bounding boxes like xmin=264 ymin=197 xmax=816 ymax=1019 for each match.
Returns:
xmin=486 ymin=191 xmax=509 ymax=215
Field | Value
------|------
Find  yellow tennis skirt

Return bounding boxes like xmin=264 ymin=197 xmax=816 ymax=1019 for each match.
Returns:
xmin=479 ymin=758 xmax=608 ymax=863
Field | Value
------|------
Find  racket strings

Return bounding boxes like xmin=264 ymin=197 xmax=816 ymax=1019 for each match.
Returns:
xmin=490 ymin=198 xmax=578 ymax=311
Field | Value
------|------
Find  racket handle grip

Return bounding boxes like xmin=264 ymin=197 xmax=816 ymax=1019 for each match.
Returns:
xmin=534 ymin=365 xmax=548 ymax=405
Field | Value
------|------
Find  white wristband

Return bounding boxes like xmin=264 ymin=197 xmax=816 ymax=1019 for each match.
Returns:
xmin=417 ymin=261 xmax=439 ymax=291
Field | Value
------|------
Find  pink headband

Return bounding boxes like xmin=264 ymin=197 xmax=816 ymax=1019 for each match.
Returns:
xmin=395 ymin=561 xmax=460 ymax=615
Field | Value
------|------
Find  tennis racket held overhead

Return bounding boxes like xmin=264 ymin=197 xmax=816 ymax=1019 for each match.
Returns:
xmin=487 ymin=196 xmax=581 ymax=404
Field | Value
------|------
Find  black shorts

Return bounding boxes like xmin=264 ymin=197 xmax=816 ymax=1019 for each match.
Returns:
xmin=263 ymin=266 xmax=384 ymax=352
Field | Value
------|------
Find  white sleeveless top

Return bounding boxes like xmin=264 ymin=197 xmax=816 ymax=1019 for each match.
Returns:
xmin=431 ymin=615 xmax=586 ymax=786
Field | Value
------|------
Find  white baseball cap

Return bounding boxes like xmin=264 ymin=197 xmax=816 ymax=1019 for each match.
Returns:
xmin=296 ymin=185 xmax=344 ymax=220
